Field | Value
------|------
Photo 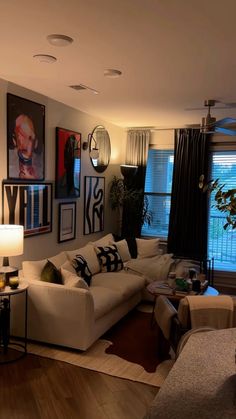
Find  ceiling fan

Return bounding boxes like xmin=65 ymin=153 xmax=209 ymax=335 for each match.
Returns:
xmin=188 ymin=99 xmax=236 ymax=135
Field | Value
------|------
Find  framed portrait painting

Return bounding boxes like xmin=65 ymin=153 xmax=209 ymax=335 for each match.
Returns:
xmin=84 ymin=176 xmax=105 ymax=235
xmin=58 ymin=202 xmax=76 ymax=243
xmin=2 ymin=181 xmax=52 ymax=237
xmin=7 ymin=93 xmax=45 ymax=181
xmin=55 ymin=127 xmax=81 ymax=199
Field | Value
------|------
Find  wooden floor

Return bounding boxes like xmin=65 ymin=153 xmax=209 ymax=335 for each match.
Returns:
xmin=0 ymin=353 xmax=157 ymax=419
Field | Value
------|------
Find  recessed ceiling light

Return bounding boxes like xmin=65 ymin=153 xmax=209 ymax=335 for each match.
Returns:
xmin=104 ymin=69 xmax=122 ymax=78
xmin=47 ymin=34 xmax=74 ymax=47
xmin=33 ymin=54 xmax=57 ymax=63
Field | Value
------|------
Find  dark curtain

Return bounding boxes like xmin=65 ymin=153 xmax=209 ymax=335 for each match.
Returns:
xmin=167 ymin=129 xmax=209 ymax=260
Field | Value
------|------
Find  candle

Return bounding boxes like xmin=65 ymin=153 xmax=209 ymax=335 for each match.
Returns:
xmin=9 ymin=276 xmax=19 ymax=289
xmin=0 ymin=273 xmax=6 ymax=291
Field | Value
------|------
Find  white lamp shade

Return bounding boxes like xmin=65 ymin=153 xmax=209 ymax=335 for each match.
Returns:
xmin=0 ymin=225 xmax=24 ymax=256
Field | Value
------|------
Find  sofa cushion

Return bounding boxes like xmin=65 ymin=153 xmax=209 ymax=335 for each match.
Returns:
xmin=22 ymin=252 xmax=68 ymax=281
xmin=22 ymin=259 xmax=47 ymax=281
xmin=110 ymin=239 xmax=131 ymax=262
xmin=40 ymin=260 xmax=63 ymax=284
xmin=136 ymin=238 xmax=161 ymax=259
xmin=92 ymin=271 xmax=145 ymax=299
xmin=72 ymin=255 xmax=92 ymax=286
xmin=48 ymin=252 xmax=68 ymax=269
xmin=95 ymin=245 xmax=123 ymax=272
xmin=90 ymin=233 xmax=114 ymax=247
xmin=66 ymin=244 xmax=100 ymax=275
xmin=61 ymin=268 xmax=89 ymax=289
xmin=90 ymin=286 xmax=123 ymax=320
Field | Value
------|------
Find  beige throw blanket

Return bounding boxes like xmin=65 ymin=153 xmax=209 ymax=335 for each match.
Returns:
xmin=186 ymin=295 xmax=234 ymax=329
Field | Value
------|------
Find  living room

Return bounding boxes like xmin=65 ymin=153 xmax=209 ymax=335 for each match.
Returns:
xmin=1 ymin=1 xmax=236 ymax=418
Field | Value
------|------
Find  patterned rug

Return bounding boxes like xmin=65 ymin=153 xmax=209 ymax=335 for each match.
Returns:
xmin=26 ymin=306 xmax=174 ymax=387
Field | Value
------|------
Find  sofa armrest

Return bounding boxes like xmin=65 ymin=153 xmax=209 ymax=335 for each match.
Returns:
xmin=11 ymin=277 xmax=95 ymax=350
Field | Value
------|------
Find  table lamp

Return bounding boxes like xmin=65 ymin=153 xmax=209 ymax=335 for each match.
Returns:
xmin=0 ymin=224 xmax=24 ymax=282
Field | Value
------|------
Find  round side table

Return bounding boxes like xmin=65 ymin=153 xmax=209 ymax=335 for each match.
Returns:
xmin=0 ymin=281 xmax=28 ymax=364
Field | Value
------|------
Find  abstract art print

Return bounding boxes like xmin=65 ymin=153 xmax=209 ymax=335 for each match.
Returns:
xmin=58 ymin=202 xmax=76 ymax=243
xmin=84 ymin=176 xmax=105 ymax=235
xmin=55 ymin=127 xmax=81 ymax=199
xmin=7 ymin=93 xmax=45 ymax=180
xmin=2 ymin=181 xmax=52 ymax=237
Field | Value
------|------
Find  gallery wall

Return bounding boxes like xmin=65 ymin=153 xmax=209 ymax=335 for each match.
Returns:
xmin=0 ymin=78 xmax=126 ymax=267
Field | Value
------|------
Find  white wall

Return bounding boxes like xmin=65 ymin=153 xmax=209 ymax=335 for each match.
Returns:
xmin=0 ymin=79 xmax=126 ymax=267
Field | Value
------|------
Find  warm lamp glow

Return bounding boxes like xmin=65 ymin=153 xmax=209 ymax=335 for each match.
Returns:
xmin=0 ymin=225 xmax=24 ymax=256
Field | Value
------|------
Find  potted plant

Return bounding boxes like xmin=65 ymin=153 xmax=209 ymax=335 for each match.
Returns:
xmin=109 ymin=175 xmax=152 ymax=237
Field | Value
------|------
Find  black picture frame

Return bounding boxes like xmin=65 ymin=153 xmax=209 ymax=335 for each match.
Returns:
xmin=84 ymin=176 xmax=105 ymax=235
xmin=2 ymin=181 xmax=52 ymax=237
xmin=58 ymin=201 xmax=76 ymax=243
xmin=7 ymin=93 xmax=45 ymax=181
xmin=55 ymin=127 xmax=81 ymax=199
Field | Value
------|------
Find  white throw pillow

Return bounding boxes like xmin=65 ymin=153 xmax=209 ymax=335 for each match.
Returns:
xmin=136 ymin=238 xmax=160 ymax=259
xmin=49 ymin=252 xmax=68 ymax=269
xmin=22 ymin=251 xmax=68 ymax=281
xmin=66 ymin=243 xmax=100 ymax=274
xmin=60 ymin=260 xmax=76 ymax=274
xmin=110 ymin=239 xmax=131 ymax=263
xmin=61 ymin=267 xmax=89 ymax=289
xmin=90 ymin=233 xmax=114 ymax=247
xmin=22 ymin=259 xmax=47 ymax=281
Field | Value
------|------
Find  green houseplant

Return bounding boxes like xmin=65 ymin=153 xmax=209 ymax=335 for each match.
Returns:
xmin=199 ymin=174 xmax=236 ymax=229
xmin=109 ymin=175 xmax=152 ymax=236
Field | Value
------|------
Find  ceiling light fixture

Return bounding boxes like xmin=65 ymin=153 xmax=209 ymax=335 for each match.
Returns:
xmin=33 ymin=54 xmax=57 ymax=63
xmin=47 ymin=34 xmax=74 ymax=47
xmin=104 ymin=69 xmax=122 ymax=78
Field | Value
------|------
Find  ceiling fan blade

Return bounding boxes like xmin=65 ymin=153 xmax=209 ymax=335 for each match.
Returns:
xmin=215 ymin=117 xmax=236 ymax=126
xmin=214 ymin=126 xmax=236 ymax=136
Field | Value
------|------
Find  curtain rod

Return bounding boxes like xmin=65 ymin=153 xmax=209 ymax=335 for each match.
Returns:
xmin=126 ymin=127 xmax=184 ymax=132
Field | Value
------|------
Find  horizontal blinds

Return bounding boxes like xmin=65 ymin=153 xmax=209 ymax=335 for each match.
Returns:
xmin=144 ymin=149 xmax=174 ymax=193
xmin=208 ymin=150 xmax=236 ymax=271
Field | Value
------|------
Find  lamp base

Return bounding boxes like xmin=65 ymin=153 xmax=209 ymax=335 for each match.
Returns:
xmin=0 ymin=266 xmax=18 ymax=285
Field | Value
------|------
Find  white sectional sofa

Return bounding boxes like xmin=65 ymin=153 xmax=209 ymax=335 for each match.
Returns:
xmin=11 ymin=234 xmax=150 ymax=351
xmin=12 ymin=234 xmax=188 ymax=351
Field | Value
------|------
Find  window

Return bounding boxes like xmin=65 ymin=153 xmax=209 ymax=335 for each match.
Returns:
xmin=141 ymin=149 xmax=174 ymax=238
xmin=208 ymin=150 xmax=236 ymax=271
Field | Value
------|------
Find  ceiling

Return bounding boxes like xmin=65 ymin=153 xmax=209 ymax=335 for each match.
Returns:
xmin=1 ymin=0 xmax=236 ymax=129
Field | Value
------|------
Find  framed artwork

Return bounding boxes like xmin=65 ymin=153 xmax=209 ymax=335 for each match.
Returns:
xmin=58 ymin=202 xmax=76 ymax=243
xmin=84 ymin=176 xmax=105 ymax=235
xmin=7 ymin=93 xmax=45 ymax=181
xmin=2 ymin=181 xmax=52 ymax=237
xmin=55 ymin=127 xmax=81 ymax=199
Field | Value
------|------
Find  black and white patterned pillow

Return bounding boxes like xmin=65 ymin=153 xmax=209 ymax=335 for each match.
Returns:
xmin=72 ymin=254 xmax=92 ymax=286
xmin=95 ymin=245 xmax=123 ymax=273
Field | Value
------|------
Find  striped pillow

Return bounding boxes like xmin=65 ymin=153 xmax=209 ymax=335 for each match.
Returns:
xmin=95 ymin=245 xmax=123 ymax=273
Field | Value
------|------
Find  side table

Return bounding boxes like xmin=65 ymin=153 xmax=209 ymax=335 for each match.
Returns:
xmin=0 ymin=281 xmax=28 ymax=363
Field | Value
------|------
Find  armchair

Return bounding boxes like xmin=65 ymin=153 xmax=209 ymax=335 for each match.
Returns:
xmin=154 ymin=294 xmax=236 ymax=357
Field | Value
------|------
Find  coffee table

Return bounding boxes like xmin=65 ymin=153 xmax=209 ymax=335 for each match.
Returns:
xmin=147 ymin=281 xmax=218 ymax=300
xmin=147 ymin=281 xmax=219 ymax=323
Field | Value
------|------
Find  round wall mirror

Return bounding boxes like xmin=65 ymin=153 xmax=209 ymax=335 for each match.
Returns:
xmin=89 ymin=125 xmax=111 ymax=172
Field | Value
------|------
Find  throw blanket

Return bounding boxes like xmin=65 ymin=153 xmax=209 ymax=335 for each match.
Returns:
xmin=125 ymin=254 xmax=199 ymax=284
xmin=186 ymin=295 xmax=234 ymax=329
xmin=125 ymin=254 xmax=175 ymax=283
